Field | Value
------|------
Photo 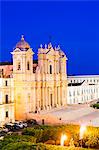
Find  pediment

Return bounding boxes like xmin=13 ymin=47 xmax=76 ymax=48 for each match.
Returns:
xmin=13 ymin=48 xmax=21 ymax=52
xmin=61 ymin=55 xmax=68 ymax=61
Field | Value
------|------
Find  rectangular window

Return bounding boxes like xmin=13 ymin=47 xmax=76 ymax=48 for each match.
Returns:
xmin=50 ymin=94 xmax=52 ymax=106
xmin=5 ymin=80 xmax=8 ymax=86
xmin=18 ymin=62 xmax=21 ymax=70
xmin=27 ymin=62 xmax=30 ymax=70
xmin=6 ymin=111 xmax=8 ymax=118
xmin=2 ymin=69 xmax=4 ymax=75
xmin=50 ymin=65 xmax=52 ymax=74
xmin=5 ymin=95 xmax=8 ymax=104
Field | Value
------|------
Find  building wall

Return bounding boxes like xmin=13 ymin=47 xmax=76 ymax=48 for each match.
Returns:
xmin=0 ymin=78 xmax=14 ymax=126
xmin=67 ymin=76 xmax=99 ymax=104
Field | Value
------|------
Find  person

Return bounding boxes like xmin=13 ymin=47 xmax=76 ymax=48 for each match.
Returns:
xmin=38 ymin=107 xmax=40 ymax=114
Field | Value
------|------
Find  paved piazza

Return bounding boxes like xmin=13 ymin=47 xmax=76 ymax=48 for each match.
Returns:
xmin=39 ymin=104 xmax=99 ymax=127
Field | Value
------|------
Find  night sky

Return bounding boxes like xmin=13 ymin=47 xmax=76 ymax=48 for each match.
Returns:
xmin=1 ymin=1 xmax=99 ymax=75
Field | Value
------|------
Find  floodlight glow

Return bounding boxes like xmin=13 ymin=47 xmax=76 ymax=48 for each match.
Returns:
xmin=60 ymin=133 xmax=67 ymax=146
xmin=79 ymin=125 xmax=86 ymax=140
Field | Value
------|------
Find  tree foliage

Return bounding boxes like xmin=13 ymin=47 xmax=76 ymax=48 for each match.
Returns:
xmin=0 ymin=124 xmax=99 ymax=149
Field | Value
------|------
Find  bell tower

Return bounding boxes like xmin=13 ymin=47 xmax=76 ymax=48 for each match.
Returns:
xmin=11 ymin=35 xmax=34 ymax=120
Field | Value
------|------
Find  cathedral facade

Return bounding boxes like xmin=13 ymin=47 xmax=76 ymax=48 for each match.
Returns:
xmin=0 ymin=36 xmax=67 ymax=125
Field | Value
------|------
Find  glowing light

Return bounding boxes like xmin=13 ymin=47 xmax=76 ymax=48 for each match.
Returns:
xmin=79 ymin=125 xmax=86 ymax=140
xmin=60 ymin=133 xmax=67 ymax=146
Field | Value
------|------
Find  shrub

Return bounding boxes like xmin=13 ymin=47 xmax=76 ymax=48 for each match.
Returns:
xmin=21 ymin=125 xmax=99 ymax=148
xmin=91 ymin=103 xmax=99 ymax=109
xmin=1 ymin=142 xmax=46 ymax=150
xmin=0 ymin=135 xmax=36 ymax=149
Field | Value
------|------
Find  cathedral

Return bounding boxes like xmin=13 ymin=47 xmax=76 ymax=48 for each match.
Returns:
xmin=0 ymin=36 xmax=67 ymax=125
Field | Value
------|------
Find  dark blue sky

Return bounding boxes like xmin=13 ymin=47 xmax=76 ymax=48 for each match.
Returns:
xmin=1 ymin=1 xmax=99 ymax=75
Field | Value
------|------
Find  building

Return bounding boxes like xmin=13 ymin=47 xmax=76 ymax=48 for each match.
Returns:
xmin=1 ymin=36 xmax=99 ymax=126
xmin=67 ymin=75 xmax=99 ymax=104
xmin=0 ymin=78 xmax=14 ymax=126
xmin=0 ymin=36 xmax=67 ymax=125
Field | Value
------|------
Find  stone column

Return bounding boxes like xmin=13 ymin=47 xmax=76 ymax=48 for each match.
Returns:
xmin=47 ymin=87 xmax=49 ymax=110
xmin=36 ymin=87 xmax=40 ymax=111
xmin=54 ymin=86 xmax=57 ymax=107
xmin=45 ymin=59 xmax=47 ymax=74
xmin=52 ymin=89 xmax=54 ymax=107
xmin=58 ymin=87 xmax=60 ymax=106
xmin=48 ymin=87 xmax=51 ymax=109
xmin=60 ymin=85 xmax=63 ymax=106
xmin=42 ymin=87 xmax=45 ymax=110
xmin=45 ymin=86 xmax=47 ymax=109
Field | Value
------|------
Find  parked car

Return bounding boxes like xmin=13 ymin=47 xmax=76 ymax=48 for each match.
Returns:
xmin=26 ymin=119 xmax=38 ymax=126
xmin=0 ymin=127 xmax=8 ymax=133
xmin=14 ymin=122 xmax=24 ymax=129
xmin=13 ymin=121 xmax=27 ymax=129
xmin=22 ymin=121 xmax=28 ymax=128
xmin=5 ymin=123 xmax=14 ymax=131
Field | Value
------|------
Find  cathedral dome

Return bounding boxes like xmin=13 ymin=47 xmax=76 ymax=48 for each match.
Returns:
xmin=16 ymin=35 xmax=30 ymax=50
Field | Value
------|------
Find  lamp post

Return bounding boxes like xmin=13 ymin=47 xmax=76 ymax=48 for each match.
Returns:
xmin=79 ymin=125 xmax=86 ymax=147
xmin=60 ymin=133 xmax=67 ymax=146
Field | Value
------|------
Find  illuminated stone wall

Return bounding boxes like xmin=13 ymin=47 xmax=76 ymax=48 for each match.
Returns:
xmin=0 ymin=36 xmax=67 ymax=123
xmin=0 ymin=78 xmax=14 ymax=126
xmin=11 ymin=42 xmax=67 ymax=120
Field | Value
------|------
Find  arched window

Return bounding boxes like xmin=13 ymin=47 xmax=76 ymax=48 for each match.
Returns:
xmin=27 ymin=61 xmax=30 ymax=70
xmin=50 ymin=65 xmax=52 ymax=74
xmin=17 ymin=62 xmax=21 ymax=70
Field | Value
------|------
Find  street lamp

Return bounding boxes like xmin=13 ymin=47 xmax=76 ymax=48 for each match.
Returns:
xmin=60 ymin=133 xmax=67 ymax=146
xmin=79 ymin=125 xmax=87 ymax=147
